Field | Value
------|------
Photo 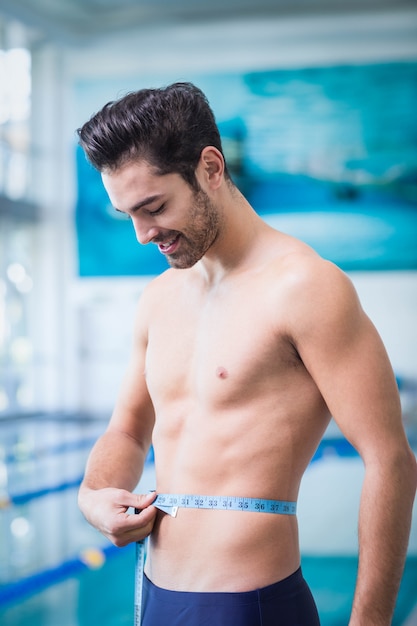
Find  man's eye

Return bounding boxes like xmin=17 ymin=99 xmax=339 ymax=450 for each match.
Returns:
xmin=149 ymin=204 xmax=165 ymax=216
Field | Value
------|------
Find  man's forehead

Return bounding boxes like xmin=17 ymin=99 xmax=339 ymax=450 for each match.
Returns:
xmin=101 ymin=162 xmax=184 ymax=213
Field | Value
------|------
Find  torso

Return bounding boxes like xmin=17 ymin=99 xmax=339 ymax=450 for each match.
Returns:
xmin=143 ymin=230 xmax=331 ymax=591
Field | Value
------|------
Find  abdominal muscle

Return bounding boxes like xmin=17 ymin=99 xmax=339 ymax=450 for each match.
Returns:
xmin=146 ymin=505 xmax=300 ymax=592
xmin=143 ymin=404 xmax=323 ymax=592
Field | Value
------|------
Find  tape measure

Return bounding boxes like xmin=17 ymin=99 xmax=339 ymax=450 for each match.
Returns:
xmin=134 ymin=493 xmax=297 ymax=625
xmin=152 ymin=493 xmax=297 ymax=517
xmin=135 ymin=539 xmax=146 ymax=626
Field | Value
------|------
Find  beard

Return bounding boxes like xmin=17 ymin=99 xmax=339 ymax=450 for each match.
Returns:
xmin=163 ymin=187 xmax=221 ymax=270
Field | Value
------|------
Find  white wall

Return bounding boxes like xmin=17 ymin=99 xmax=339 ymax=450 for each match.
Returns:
xmin=30 ymin=6 xmax=417 ymax=413
xmin=68 ymin=8 xmax=417 ymax=80
xmin=350 ymin=271 xmax=417 ymax=380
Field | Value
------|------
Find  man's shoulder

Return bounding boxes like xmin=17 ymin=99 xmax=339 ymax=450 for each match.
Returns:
xmin=264 ymin=233 xmax=343 ymax=289
xmin=272 ymin=244 xmax=362 ymax=341
xmin=263 ymin=236 xmax=358 ymax=317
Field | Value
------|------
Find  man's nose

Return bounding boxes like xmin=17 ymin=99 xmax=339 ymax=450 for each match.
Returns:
xmin=131 ymin=217 xmax=159 ymax=245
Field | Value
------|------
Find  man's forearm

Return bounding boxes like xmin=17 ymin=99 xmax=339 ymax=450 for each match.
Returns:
xmin=77 ymin=428 xmax=156 ymax=546
xmin=80 ymin=428 xmax=148 ymax=493
xmin=350 ymin=449 xmax=417 ymax=625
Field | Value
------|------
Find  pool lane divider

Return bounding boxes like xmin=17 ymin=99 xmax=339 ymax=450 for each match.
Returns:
xmin=1 ymin=450 xmax=156 ymax=508
xmin=5 ymin=440 xmax=156 ymax=467
xmin=0 ymin=543 xmax=131 ymax=609
xmin=5 ymin=437 xmax=100 ymax=466
xmin=1 ymin=476 xmax=85 ymax=508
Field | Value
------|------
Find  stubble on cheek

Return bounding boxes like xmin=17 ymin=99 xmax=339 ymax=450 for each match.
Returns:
xmin=165 ymin=191 xmax=221 ymax=269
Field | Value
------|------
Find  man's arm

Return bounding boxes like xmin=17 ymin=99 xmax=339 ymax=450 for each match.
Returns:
xmin=78 ymin=290 xmax=157 ymax=547
xmin=290 ymin=258 xmax=417 ymax=625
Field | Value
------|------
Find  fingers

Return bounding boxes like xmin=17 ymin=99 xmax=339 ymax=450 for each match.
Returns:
xmin=102 ymin=490 xmax=159 ymax=547
xmin=112 ymin=488 xmax=156 ymax=514
xmin=110 ymin=513 xmax=156 ymax=547
xmin=132 ymin=490 xmax=157 ymax=512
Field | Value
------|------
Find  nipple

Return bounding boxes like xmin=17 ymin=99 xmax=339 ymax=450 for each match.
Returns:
xmin=216 ymin=366 xmax=228 ymax=379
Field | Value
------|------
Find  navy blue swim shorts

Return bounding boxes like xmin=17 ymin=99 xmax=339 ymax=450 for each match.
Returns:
xmin=141 ymin=567 xmax=320 ymax=625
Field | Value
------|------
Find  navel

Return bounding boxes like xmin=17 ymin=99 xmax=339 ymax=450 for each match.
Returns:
xmin=216 ymin=366 xmax=228 ymax=379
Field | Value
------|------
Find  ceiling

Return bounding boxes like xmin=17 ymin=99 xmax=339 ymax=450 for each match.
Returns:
xmin=0 ymin=0 xmax=415 ymax=46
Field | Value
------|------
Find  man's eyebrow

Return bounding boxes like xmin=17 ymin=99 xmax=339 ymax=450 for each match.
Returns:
xmin=115 ymin=194 xmax=163 ymax=214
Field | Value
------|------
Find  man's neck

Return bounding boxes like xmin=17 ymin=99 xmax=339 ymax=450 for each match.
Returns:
xmin=197 ymin=199 xmax=267 ymax=287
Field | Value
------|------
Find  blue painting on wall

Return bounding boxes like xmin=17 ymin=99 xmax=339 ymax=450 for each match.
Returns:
xmin=75 ymin=62 xmax=417 ymax=276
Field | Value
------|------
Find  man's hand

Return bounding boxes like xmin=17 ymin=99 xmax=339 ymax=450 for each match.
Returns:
xmin=78 ymin=488 xmax=158 ymax=547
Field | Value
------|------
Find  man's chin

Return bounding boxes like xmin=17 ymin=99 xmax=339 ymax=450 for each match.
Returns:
xmin=166 ymin=253 xmax=201 ymax=270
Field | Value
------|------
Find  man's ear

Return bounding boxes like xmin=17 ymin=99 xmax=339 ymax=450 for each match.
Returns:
xmin=198 ymin=146 xmax=224 ymax=189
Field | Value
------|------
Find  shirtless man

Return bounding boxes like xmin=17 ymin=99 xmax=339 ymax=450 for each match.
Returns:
xmin=77 ymin=82 xmax=417 ymax=625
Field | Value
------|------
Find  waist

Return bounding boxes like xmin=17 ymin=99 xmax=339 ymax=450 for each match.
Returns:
xmin=147 ymin=496 xmax=300 ymax=591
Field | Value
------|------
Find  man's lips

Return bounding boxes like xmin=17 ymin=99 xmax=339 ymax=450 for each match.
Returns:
xmin=157 ymin=234 xmax=180 ymax=255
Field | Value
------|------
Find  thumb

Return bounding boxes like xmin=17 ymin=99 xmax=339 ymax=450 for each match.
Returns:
xmin=134 ymin=490 xmax=157 ymax=512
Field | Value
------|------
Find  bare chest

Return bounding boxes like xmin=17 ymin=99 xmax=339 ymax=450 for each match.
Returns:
xmin=144 ymin=284 xmax=299 ymax=410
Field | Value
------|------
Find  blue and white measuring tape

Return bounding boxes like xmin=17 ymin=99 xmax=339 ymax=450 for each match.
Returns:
xmin=134 ymin=493 xmax=297 ymax=625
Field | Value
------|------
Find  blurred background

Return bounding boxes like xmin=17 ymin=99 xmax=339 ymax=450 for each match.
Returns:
xmin=0 ymin=0 xmax=416 ymax=624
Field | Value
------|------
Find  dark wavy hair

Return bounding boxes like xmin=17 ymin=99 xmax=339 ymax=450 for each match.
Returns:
xmin=76 ymin=82 xmax=230 ymax=190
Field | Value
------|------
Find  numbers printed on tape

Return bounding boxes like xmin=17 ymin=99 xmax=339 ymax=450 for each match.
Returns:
xmin=153 ymin=493 xmax=297 ymax=517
